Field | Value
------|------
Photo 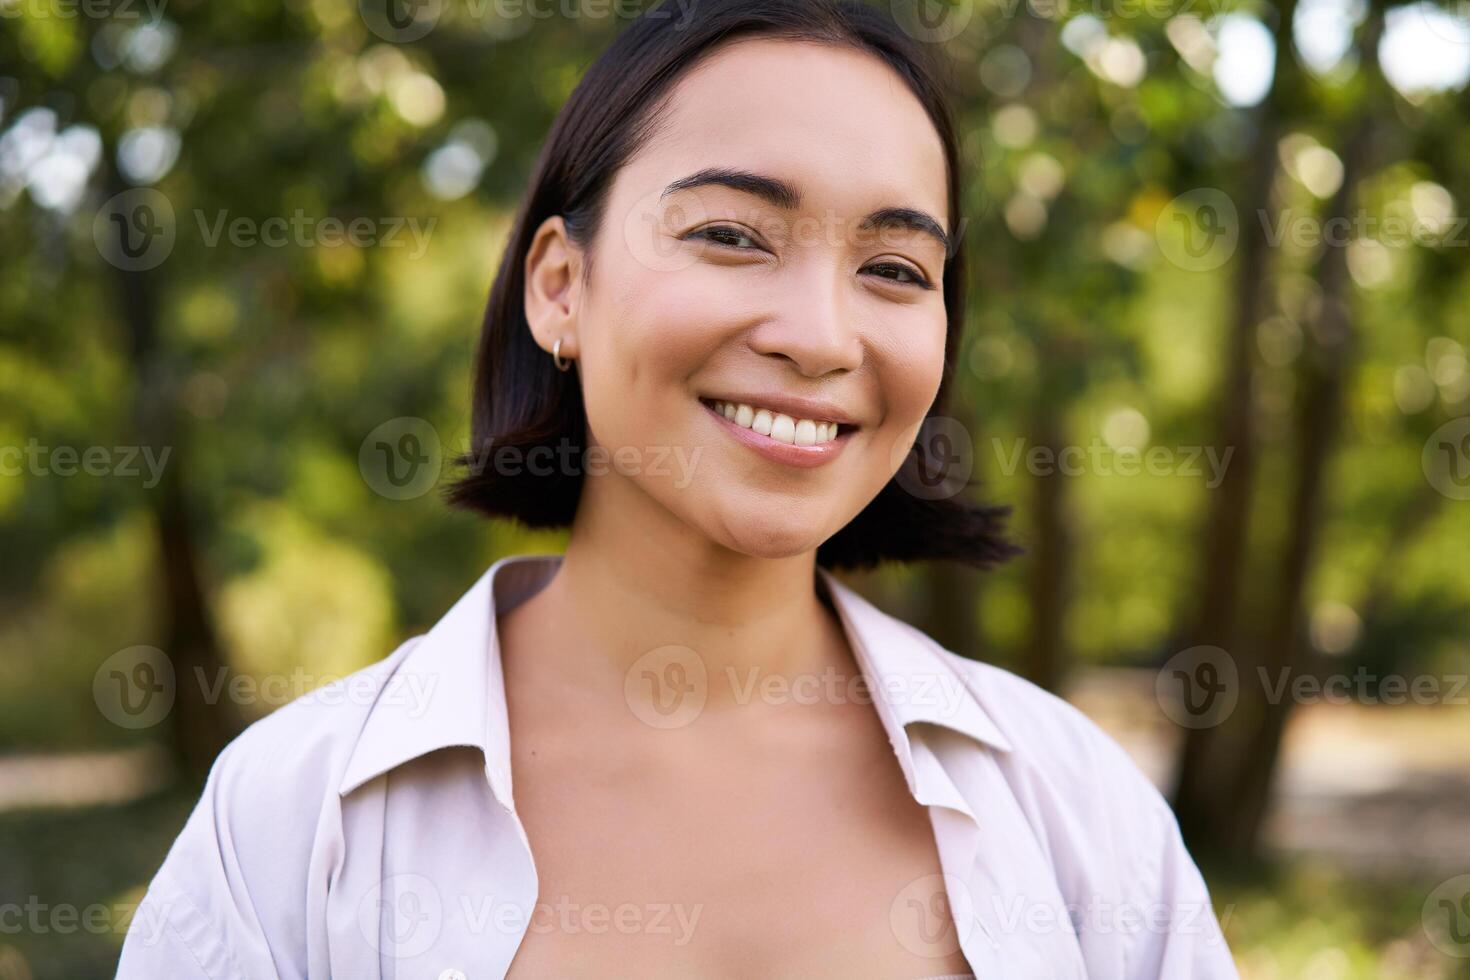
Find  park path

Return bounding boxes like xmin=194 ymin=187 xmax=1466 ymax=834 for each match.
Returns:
xmin=2 ymin=668 xmax=1467 ymax=878
xmin=1068 ymin=667 xmax=1470 ymax=877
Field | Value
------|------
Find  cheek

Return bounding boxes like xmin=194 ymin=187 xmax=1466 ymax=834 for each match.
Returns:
xmin=871 ymin=313 xmax=949 ymax=423
xmin=578 ymin=262 xmax=747 ymax=443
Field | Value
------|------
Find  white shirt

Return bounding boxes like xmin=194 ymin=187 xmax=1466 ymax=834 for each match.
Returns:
xmin=117 ymin=553 xmax=1238 ymax=979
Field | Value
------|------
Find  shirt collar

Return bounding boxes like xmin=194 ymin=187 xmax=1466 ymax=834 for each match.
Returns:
xmin=338 ymin=553 xmax=555 ymax=806
xmin=340 ymin=553 xmax=1012 ymax=807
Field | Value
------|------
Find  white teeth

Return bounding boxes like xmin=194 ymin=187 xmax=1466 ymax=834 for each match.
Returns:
xmin=710 ymin=400 xmax=842 ymax=446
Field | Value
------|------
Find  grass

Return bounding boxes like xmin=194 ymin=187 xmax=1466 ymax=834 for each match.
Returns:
xmin=0 ymin=788 xmax=196 ymax=980
xmin=1209 ymin=859 xmax=1470 ymax=980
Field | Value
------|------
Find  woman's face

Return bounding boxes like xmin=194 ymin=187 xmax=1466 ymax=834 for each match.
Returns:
xmin=545 ymin=38 xmax=952 ymax=560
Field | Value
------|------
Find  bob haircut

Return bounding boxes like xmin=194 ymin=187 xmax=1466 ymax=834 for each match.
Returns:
xmin=445 ymin=0 xmax=1021 ymax=573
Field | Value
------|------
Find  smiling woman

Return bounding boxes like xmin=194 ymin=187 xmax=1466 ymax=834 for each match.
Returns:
xmin=116 ymin=2 xmax=1237 ymax=978
xmin=440 ymin=3 xmax=1019 ymax=571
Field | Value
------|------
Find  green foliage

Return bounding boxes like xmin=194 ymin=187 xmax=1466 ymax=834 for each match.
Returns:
xmin=2 ymin=0 xmax=1469 ymax=970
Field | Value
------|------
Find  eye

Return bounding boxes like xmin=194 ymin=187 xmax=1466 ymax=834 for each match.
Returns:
xmin=688 ymin=224 xmax=763 ymax=251
xmin=863 ymin=260 xmax=935 ymax=290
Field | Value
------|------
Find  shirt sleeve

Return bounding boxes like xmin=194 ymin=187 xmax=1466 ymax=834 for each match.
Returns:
xmin=116 ymin=866 xmax=248 ymax=979
xmin=1119 ymin=790 xmax=1239 ymax=980
xmin=115 ymin=732 xmax=304 ymax=980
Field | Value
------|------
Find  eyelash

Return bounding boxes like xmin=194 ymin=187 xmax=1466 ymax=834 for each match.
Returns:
xmin=689 ymin=224 xmax=936 ymax=291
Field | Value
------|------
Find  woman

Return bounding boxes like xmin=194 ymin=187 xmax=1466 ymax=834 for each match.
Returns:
xmin=118 ymin=1 xmax=1237 ymax=977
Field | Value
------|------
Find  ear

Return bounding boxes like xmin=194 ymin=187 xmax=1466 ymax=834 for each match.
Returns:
xmin=523 ymin=215 xmax=584 ymax=362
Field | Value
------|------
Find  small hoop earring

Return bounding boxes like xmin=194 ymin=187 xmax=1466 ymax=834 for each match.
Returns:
xmin=552 ymin=337 xmax=572 ymax=372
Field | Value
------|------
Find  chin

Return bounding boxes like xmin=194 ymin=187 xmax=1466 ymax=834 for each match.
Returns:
xmin=707 ymin=512 xmax=831 ymax=562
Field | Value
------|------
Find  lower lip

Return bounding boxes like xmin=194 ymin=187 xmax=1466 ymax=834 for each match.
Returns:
xmin=699 ymin=399 xmax=853 ymax=469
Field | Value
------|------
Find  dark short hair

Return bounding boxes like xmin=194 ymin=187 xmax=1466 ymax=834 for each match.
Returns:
xmin=444 ymin=0 xmax=1021 ymax=572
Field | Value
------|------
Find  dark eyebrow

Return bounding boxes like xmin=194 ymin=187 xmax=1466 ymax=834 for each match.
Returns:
xmin=663 ymin=167 xmax=801 ymax=210
xmin=857 ymin=208 xmax=952 ymax=257
xmin=661 ymin=167 xmax=952 ymax=256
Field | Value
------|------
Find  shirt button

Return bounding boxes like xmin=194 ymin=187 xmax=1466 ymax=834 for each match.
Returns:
xmin=438 ymin=970 xmax=468 ymax=980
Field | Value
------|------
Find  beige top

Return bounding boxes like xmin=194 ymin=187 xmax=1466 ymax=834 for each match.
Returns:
xmin=118 ymin=553 xmax=1238 ymax=979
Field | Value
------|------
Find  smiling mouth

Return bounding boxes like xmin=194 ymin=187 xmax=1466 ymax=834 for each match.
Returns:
xmin=697 ymin=397 xmax=854 ymax=447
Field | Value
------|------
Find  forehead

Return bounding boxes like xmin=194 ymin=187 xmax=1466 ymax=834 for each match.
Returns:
xmin=629 ymin=37 xmax=951 ymax=229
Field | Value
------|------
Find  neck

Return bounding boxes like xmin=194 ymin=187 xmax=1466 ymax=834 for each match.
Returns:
xmin=527 ymin=471 xmax=856 ymax=707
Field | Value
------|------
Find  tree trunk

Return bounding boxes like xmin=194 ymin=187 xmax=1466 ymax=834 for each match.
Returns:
xmin=920 ymin=561 xmax=981 ymax=660
xmin=1172 ymin=3 xmax=1389 ymax=858
xmin=1023 ymin=364 xmax=1070 ymax=693
xmin=1221 ymin=33 xmax=1389 ymax=848
xmin=107 ymin=170 xmax=244 ymax=783
xmin=1170 ymin=0 xmax=1297 ymax=853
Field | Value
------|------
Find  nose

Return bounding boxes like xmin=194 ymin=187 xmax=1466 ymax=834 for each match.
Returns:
xmin=746 ymin=259 xmax=864 ymax=378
